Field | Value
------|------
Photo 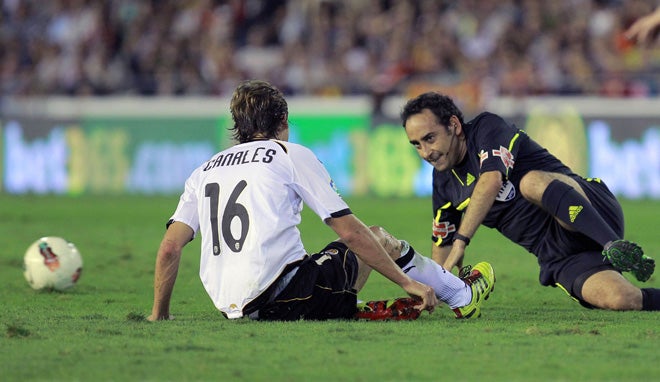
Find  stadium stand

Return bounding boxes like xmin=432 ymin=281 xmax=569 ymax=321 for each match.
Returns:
xmin=1 ymin=0 xmax=658 ymax=98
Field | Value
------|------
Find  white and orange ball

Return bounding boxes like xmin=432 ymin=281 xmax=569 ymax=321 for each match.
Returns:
xmin=23 ymin=237 xmax=83 ymax=291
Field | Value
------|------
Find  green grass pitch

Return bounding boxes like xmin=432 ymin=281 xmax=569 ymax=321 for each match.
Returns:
xmin=0 ymin=194 xmax=658 ymax=381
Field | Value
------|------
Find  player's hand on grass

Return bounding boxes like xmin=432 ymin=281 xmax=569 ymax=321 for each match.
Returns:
xmin=147 ymin=313 xmax=175 ymax=321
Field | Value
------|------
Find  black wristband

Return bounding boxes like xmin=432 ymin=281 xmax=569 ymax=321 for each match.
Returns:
xmin=453 ymin=233 xmax=471 ymax=246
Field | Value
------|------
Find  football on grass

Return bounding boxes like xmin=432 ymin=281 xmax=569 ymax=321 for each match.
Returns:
xmin=23 ymin=236 xmax=83 ymax=291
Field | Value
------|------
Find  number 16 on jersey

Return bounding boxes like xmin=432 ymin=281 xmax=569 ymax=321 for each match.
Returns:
xmin=205 ymin=180 xmax=250 ymax=255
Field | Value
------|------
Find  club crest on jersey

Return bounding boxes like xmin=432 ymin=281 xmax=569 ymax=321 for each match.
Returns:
xmin=321 ymin=248 xmax=339 ymax=256
xmin=492 ymin=146 xmax=515 ymax=170
xmin=433 ymin=220 xmax=456 ymax=239
xmin=496 ymin=180 xmax=516 ymax=202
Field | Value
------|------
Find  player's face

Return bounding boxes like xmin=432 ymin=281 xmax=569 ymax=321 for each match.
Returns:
xmin=404 ymin=109 xmax=461 ymax=171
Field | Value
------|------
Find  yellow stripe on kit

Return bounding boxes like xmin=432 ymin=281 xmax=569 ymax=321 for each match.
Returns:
xmin=504 ymin=132 xmax=520 ymax=178
xmin=555 ymin=283 xmax=579 ymax=303
xmin=508 ymin=132 xmax=520 ymax=152
xmin=451 ymin=169 xmax=465 ymax=186
xmin=434 ymin=202 xmax=451 ymax=224
xmin=456 ymin=198 xmax=470 ymax=211
xmin=434 ymin=201 xmax=460 ymax=247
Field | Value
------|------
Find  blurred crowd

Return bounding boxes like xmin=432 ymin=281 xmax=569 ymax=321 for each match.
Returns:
xmin=1 ymin=0 xmax=658 ymax=99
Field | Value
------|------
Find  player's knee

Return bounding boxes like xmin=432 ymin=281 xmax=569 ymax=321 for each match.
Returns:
xmin=366 ymin=225 xmax=381 ymax=239
xmin=368 ymin=225 xmax=384 ymax=235
xmin=367 ymin=225 xmax=384 ymax=244
xmin=368 ymin=226 xmax=401 ymax=258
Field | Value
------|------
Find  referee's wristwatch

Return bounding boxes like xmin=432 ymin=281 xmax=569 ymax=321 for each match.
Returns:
xmin=453 ymin=233 xmax=471 ymax=246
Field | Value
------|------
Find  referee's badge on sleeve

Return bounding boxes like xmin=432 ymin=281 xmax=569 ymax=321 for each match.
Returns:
xmin=496 ymin=180 xmax=516 ymax=202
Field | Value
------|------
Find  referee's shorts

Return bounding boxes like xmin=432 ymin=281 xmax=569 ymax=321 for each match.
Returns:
xmin=537 ymin=177 xmax=624 ymax=308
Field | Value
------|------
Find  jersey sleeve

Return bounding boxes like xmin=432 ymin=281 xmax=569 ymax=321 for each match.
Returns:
xmin=473 ymin=113 xmax=524 ymax=180
xmin=431 ymin=174 xmax=463 ymax=247
xmin=287 ymin=144 xmax=351 ymax=220
xmin=168 ymin=169 xmax=201 ymax=235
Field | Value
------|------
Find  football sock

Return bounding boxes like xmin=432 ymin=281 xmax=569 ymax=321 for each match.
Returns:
xmin=541 ymin=179 xmax=619 ymax=247
xmin=641 ymin=288 xmax=660 ymax=311
xmin=395 ymin=241 xmax=471 ymax=308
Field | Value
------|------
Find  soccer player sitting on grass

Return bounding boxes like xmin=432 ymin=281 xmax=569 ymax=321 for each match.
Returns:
xmin=400 ymin=92 xmax=659 ymax=311
xmin=148 ymin=80 xmax=494 ymax=322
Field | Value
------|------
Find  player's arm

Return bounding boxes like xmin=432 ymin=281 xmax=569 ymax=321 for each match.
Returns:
xmin=625 ymin=6 xmax=660 ymax=45
xmin=327 ymin=214 xmax=438 ymax=311
xmin=148 ymin=221 xmax=194 ymax=321
xmin=443 ymin=170 xmax=502 ymax=270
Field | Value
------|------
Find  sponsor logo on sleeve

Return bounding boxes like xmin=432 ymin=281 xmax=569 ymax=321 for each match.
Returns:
xmin=433 ymin=220 xmax=456 ymax=239
xmin=492 ymin=146 xmax=515 ymax=170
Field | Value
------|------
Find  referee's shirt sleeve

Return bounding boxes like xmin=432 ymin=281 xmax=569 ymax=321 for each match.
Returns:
xmin=431 ymin=172 xmax=462 ymax=247
xmin=473 ymin=113 xmax=521 ymax=179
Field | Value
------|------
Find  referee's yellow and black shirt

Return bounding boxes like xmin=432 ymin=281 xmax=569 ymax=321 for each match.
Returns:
xmin=431 ymin=112 xmax=575 ymax=253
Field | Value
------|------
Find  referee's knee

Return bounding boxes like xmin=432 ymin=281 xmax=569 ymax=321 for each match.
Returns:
xmin=588 ymin=287 xmax=642 ymax=311
xmin=581 ymin=271 xmax=643 ymax=311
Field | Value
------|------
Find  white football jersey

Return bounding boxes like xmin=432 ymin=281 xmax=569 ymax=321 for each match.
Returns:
xmin=170 ymin=139 xmax=350 ymax=318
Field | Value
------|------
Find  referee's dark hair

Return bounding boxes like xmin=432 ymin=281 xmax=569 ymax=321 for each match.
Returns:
xmin=401 ymin=92 xmax=465 ymax=130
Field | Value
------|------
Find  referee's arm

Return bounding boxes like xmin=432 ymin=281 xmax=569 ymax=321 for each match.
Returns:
xmin=442 ymin=170 xmax=502 ymax=270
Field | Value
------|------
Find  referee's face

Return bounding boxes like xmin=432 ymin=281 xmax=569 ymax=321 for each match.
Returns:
xmin=405 ymin=109 xmax=462 ymax=172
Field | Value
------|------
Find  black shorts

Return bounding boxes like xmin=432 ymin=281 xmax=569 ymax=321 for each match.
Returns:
xmin=540 ymin=250 xmax=619 ymax=308
xmin=537 ymin=177 xmax=624 ymax=307
xmin=256 ymin=241 xmax=359 ymax=321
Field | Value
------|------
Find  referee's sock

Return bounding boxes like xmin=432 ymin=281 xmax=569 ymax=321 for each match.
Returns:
xmin=541 ymin=179 xmax=619 ymax=247
xmin=641 ymin=288 xmax=660 ymax=310
xmin=395 ymin=240 xmax=471 ymax=309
